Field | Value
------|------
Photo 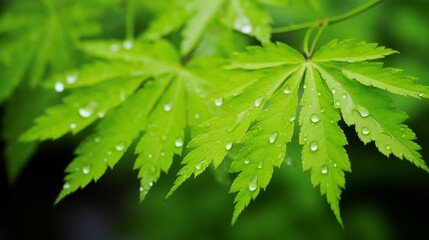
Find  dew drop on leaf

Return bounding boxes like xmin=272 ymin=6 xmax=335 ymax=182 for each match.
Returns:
xmin=283 ymin=87 xmax=291 ymax=94
xmin=290 ymin=116 xmax=296 ymax=122
xmin=418 ymin=93 xmax=424 ymax=97
xmin=194 ymin=113 xmax=200 ymax=119
xmin=362 ymin=127 xmax=370 ymax=135
xmin=285 ymin=157 xmax=292 ymax=166
xmin=107 ymin=151 xmax=112 ymax=156
xmin=310 ymin=114 xmax=321 ymax=123
xmin=149 ymin=181 xmax=153 ymax=187
xmin=79 ymin=107 xmax=94 ymax=118
xmin=110 ymin=43 xmax=120 ymax=52
xmin=225 ymin=142 xmax=233 ymax=150
xmin=82 ymin=165 xmax=91 ymax=175
xmin=63 ymin=183 xmax=70 ymax=189
xmin=163 ymin=103 xmax=172 ymax=112
xmin=55 ymin=82 xmax=64 ymax=92
xmin=70 ymin=123 xmax=77 ymax=129
xmin=244 ymin=159 xmax=250 ymax=164
xmin=66 ymin=74 xmax=78 ymax=84
xmin=115 ymin=142 xmax=125 ymax=151
xmin=335 ymin=100 xmax=341 ymax=107
xmin=254 ymin=97 xmax=263 ymax=107
xmin=148 ymin=154 xmax=153 ymax=158
xmin=321 ymin=165 xmax=328 ymax=175
xmin=214 ymin=97 xmax=223 ymax=106
xmin=269 ymin=132 xmax=278 ymax=143
xmin=161 ymin=151 xmax=165 ymax=157
xmin=310 ymin=141 xmax=319 ymax=151
xmin=139 ymin=187 xmax=144 ymax=192
xmin=333 ymin=163 xmax=338 ymax=168
xmin=357 ymin=106 xmax=370 ymax=118
xmin=342 ymin=94 xmax=347 ymax=99
xmin=175 ymin=138 xmax=183 ymax=147
xmin=248 ymin=177 xmax=258 ymax=191
xmin=331 ymin=89 xmax=336 ymax=94
xmin=386 ymin=145 xmax=391 ymax=150
xmin=123 ymin=40 xmax=133 ymax=50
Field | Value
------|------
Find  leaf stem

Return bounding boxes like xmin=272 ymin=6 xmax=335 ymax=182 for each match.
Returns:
xmin=272 ymin=0 xmax=384 ymax=34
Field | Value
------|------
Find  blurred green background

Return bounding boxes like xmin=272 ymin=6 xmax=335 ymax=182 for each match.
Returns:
xmin=1 ymin=0 xmax=429 ymax=239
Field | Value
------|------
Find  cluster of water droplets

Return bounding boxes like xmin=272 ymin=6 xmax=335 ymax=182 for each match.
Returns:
xmin=78 ymin=101 xmax=99 ymax=119
xmin=55 ymin=73 xmax=79 ymax=93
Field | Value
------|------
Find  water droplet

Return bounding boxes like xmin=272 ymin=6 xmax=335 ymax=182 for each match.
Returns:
xmin=194 ymin=113 xmax=200 ymax=119
xmin=82 ymin=165 xmax=91 ymax=175
xmin=331 ymin=89 xmax=337 ymax=94
xmin=362 ymin=127 xmax=370 ymax=135
xmin=55 ymin=82 xmax=64 ymax=92
xmin=225 ymin=142 xmax=233 ymax=150
xmin=321 ymin=165 xmax=328 ymax=174
xmin=254 ymin=97 xmax=263 ymax=107
xmin=214 ymin=97 xmax=223 ymax=106
xmin=63 ymin=183 xmax=70 ymax=189
xmin=123 ymin=41 xmax=133 ymax=50
xmin=175 ymin=138 xmax=183 ymax=147
xmin=110 ymin=43 xmax=120 ymax=52
xmin=258 ymin=163 xmax=262 ymax=169
xmin=333 ymin=163 xmax=338 ymax=168
xmin=70 ymin=123 xmax=77 ymax=129
xmin=342 ymin=94 xmax=347 ymax=99
xmin=283 ymin=87 xmax=291 ymax=94
xmin=161 ymin=151 xmax=165 ymax=157
xmin=269 ymin=132 xmax=278 ymax=143
xmin=335 ymin=101 xmax=341 ymax=107
xmin=107 ymin=151 xmax=112 ymax=156
xmin=149 ymin=181 xmax=153 ymax=187
xmin=386 ymin=145 xmax=391 ymax=150
xmin=163 ymin=103 xmax=172 ymax=112
xmin=303 ymin=84 xmax=307 ymax=89
xmin=290 ymin=116 xmax=296 ymax=122
xmin=418 ymin=93 xmax=424 ymax=97
xmin=310 ymin=141 xmax=319 ymax=151
xmin=357 ymin=106 xmax=369 ymax=118
xmin=79 ymin=107 xmax=94 ymax=118
xmin=119 ymin=90 xmax=126 ymax=102
xmin=248 ymin=177 xmax=258 ymax=191
xmin=317 ymin=91 xmax=321 ymax=96
xmin=66 ymin=74 xmax=77 ymax=84
xmin=139 ymin=187 xmax=144 ymax=192
xmin=195 ymin=160 xmax=205 ymax=170
xmin=244 ymin=159 xmax=250 ymax=164
xmin=311 ymin=114 xmax=321 ymax=123
xmin=148 ymin=154 xmax=153 ymax=158
xmin=114 ymin=142 xmax=125 ymax=151
xmin=98 ymin=110 xmax=106 ymax=118
xmin=285 ymin=157 xmax=292 ymax=166
xmin=234 ymin=18 xmax=252 ymax=34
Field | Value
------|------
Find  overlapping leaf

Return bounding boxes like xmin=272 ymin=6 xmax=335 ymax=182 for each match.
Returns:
xmin=143 ymin=0 xmax=278 ymax=55
xmin=171 ymin=38 xmax=429 ymax=223
xmin=22 ymin=39 xmax=222 ymax=202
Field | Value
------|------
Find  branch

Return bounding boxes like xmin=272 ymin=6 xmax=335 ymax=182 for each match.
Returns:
xmin=271 ymin=0 xmax=384 ymax=34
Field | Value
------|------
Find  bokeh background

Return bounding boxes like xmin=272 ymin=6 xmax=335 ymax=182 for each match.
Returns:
xmin=1 ymin=0 xmax=429 ymax=239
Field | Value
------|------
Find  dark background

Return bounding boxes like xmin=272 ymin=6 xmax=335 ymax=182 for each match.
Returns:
xmin=1 ymin=0 xmax=429 ymax=239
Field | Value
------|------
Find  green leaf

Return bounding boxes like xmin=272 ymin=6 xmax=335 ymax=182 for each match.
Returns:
xmin=313 ymin=39 xmax=397 ymax=63
xmin=299 ymin=64 xmax=350 ymax=225
xmin=334 ymin=62 xmax=429 ymax=99
xmin=222 ymin=0 xmax=272 ymax=43
xmin=56 ymin=82 xmax=167 ymax=203
xmin=227 ymin=42 xmax=304 ymax=69
xmin=134 ymin=77 xmax=187 ymax=200
xmin=230 ymin=66 xmax=304 ymax=223
xmin=22 ymin=77 xmax=143 ymax=141
xmin=316 ymin=65 xmax=428 ymax=172
xmin=169 ymin=64 xmax=300 ymax=199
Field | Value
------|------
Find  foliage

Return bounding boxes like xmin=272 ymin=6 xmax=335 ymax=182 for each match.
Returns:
xmin=1 ymin=0 xmax=428 ymax=225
